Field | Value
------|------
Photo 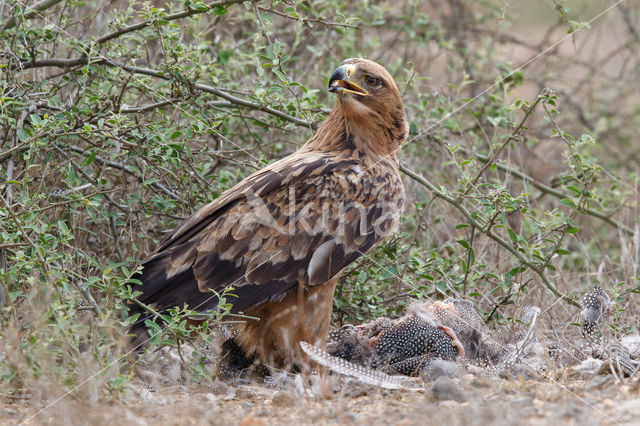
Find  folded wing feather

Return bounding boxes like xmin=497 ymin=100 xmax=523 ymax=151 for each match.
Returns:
xmin=135 ymin=150 xmax=402 ymax=315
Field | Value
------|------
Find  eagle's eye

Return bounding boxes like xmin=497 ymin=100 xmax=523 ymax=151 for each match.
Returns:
xmin=365 ymin=76 xmax=381 ymax=87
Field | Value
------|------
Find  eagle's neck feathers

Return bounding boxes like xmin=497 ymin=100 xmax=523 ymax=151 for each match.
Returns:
xmin=303 ymin=104 xmax=407 ymax=162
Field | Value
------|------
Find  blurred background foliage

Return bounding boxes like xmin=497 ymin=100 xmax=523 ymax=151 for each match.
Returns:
xmin=1 ymin=0 xmax=639 ymax=399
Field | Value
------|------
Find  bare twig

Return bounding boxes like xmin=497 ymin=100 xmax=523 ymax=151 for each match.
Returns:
xmin=119 ymin=98 xmax=181 ymax=113
xmin=109 ymin=209 xmax=124 ymax=262
xmin=51 ymin=144 xmax=130 ymax=213
xmin=0 ymin=243 xmax=29 ymax=249
xmin=256 ymin=5 xmax=359 ymax=29
xmin=253 ymin=4 xmax=313 ymax=133
xmin=75 ymin=280 xmax=103 ymax=315
xmin=465 ymin=93 xmax=543 ymax=195
xmin=67 ymin=145 xmax=180 ymax=201
xmin=428 ymin=136 xmax=635 ymax=236
xmin=618 ymin=3 xmax=640 ymax=43
xmin=5 ymin=103 xmax=37 ymax=204
xmin=14 ymin=57 xmax=312 ymax=128
xmin=0 ymin=140 xmax=31 ymax=162
xmin=13 ymin=57 xmax=89 ymax=69
xmin=1 ymin=0 xmax=64 ymax=31
xmin=95 ymin=0 xmax=252 ymax=45
xmin=462 ymin=225 xmax=475 ymax=295
xmin=197 ymin=83 xmax=312 ymax=128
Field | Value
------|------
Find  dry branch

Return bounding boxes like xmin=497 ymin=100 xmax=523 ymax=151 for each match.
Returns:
xmin=256 ymin=5 xmax=359 ymax=29
xmin=465 ymin=93 xmax=543 ymax=194
xmin=14 ymin=57 xmax=312 ymax=128
xmin=66 ymin=145 xmax=181 ymax=201
xmin=0 ymin=0 xmax=65 ymax=31
xmin=95 ymin=0 xmax=252 ymax=45
xmin=466 ymin=148 xmax=634 ymax=236
xmin=422 ymin=131 xmax=634 ymax=237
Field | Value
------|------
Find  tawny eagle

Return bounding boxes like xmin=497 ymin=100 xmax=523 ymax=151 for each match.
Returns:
xmin=129 ymin=58 xmax=407 ymax=369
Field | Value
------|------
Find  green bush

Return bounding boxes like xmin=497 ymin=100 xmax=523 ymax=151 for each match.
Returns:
xmin=1 ymin=0 xmax=639 ymax=399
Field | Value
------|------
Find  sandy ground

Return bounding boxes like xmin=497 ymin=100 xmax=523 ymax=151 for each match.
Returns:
xmin=4 ymin=370 xmax=640 ymax=426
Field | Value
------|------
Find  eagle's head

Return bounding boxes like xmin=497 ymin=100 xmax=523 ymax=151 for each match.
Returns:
xmin=328 ymin=58 xmax=407 ymax=154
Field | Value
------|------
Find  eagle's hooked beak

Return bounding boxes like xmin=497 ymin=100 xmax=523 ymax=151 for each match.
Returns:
xmin=328 ymin=64 xmax=368 ymax=96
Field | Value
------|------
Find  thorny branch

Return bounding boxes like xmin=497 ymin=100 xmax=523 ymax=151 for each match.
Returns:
xmin=256 ymin=5 xmax=359 ymax=29
xmin=0 ymin=0 xmax=254 ymax=44
xmin=94 ymin=0 xmax=254 ymax=45
xmin=464 ymin=92 xmax=543 ymax=195
xmin=66 ymin=145 xmax=180 ymax=201
xmin=0 ymin=0 xmax=65 ymax=31
xmin=422 ymin=133 xmax=634 ymax=237
xmin=400 ymin=164 xmax=580 ymax=308
xmin=51 ymin=144 xmax=130 ymax=214
xmin=618 ymin=3 xmax=640 ymax=43
xmin=13 ymin=57 xmax=312 ymax=128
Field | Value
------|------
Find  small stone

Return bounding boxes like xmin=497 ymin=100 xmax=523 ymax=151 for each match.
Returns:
xmin=621 ymin=334 xmax=640 ymax=357
xmin=421 ymin=359 xmax=462 ymax=381
xmin=616 ymin=399 xmax=640 ymax=417
xmin=430 ymin=377 xmax=466 ymax=402
xmin=236 ymin=388 xmax=257 ymax=399
xmin=271 ymin=390 xmax=297 ymax=407
xmin=344 ymin=412 xmax=358 ymax=422
xmin=587 ymin=374 xmax=612 ymax=390
xmin=211 ymin=379 xmax=229 ymax=395
xmin=211 ymin=379 xmax=235 ymax=400
xmin=501 ymin=363 xmax=539 ymax=380
xmin=239 ymin=417 xmax=266 ymax=426
xmin=341 ymin=380 xmax=376 ymax=398
xmin=200 ymin=393 xmax=216 ymax=402
xmin=570 ymin=357 xmax=603 ymax=378
xmin=470 ymin=375 xmax=492 ymax=388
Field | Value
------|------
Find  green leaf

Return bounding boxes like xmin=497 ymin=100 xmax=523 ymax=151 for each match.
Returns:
xmin=17 ymin=128 xmax=29 ymax=142
xmin=217 ymin=49 xmax=233 ymax=65
xmin=560 ymin=198 xmax=576 ymax=208
xmin=213 ymin=5 xmax=229 ymax=15
xmin=457 ymin=239 xmax=470 ymax=250
xmin=566 ymin=185 xmax=582 ymax=195
xmin=86 ymin=151 xmax=96 ymax=165
xmin=57 ymin=220 xmax=68 ymax=234
xmin=272 ymin=68 xmax=286 ymax=82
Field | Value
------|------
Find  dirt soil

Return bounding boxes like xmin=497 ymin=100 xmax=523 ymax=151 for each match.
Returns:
xmin=4 ymin=370 xmax=640 ymax=426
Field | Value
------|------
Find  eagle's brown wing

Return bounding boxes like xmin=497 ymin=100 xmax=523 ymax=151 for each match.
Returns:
xmin=135 ymin=150 xmax=403 ymax=315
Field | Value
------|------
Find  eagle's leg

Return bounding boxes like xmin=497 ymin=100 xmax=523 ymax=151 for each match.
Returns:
xmin=236 ymin=277 xmax=339 ymax=371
